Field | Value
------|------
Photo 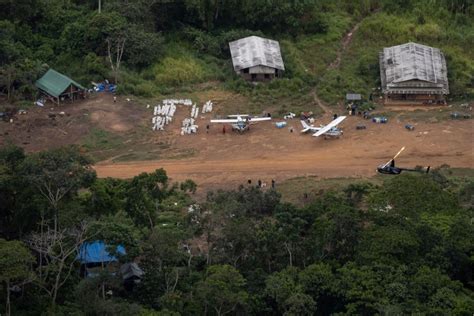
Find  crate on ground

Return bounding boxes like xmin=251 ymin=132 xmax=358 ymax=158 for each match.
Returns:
xmin=275 ymin=122 xmax=287 ymax=128
xmin=372 ymin=116 xmax=388 ymax=123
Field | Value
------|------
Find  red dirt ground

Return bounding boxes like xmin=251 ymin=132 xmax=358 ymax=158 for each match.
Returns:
xmin=1 ymin=94 xmax=473 ymax=193
xmin=0 ymin=94 xmax=148 ymax=152
xmin=95 ymin=115 xmax=473 ymax=191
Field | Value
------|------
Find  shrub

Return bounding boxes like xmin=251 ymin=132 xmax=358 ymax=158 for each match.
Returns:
xmin=153 ymin=57 xmax=206 ymax=86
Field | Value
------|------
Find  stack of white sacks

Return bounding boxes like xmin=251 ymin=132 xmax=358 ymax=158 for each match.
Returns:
xmin=180 ymin=102 xmax=203 ymax=135
xmin=201 ymin=100 xmax=213 ymax=113
xmin=190 ymin=103 xmax=200 ymax=119
xmin=181 ymin=118 xmax=198 ymax=135
xmin=163 ymin=99 xmax=193 ymax=106
xmin=152 ymin=103 xmax=176 ymax=131
xmin=152 ymin=99 xmax=191 ymax=131
xmin=152 ymin=99 xmax=214 ymax=134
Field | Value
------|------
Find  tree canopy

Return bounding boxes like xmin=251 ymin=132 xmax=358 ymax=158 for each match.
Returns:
xmin=0 ymin=145 xmax=473 ymax=314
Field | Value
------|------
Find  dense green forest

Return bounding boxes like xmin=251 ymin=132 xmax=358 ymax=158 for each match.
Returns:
xmin=1 ymin=145 xmax=473 ymax=315
xmin=1 ymin=1 xmax=474 ymax=315
xmin=0 ymin=0 xmax=473 ymax=106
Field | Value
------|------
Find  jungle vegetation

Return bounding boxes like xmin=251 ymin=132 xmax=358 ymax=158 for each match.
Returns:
xmin=1 ymin=1 xmax=474 ymax=315
xmin=0 ymin=0 xmax=473 ymax=105
xmin=0 ymin=144 xmax=473 ymax=315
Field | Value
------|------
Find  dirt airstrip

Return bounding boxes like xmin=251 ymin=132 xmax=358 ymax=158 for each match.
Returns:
xmin=1 ymin=94 xmax=472 ymax=192
xmin=94 ymin=114 xmax=473 ymax=191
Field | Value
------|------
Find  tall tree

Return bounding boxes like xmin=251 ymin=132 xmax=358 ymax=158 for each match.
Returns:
xmin=20 ymin=146 xmax=96 ymax=233
xmin=125 ymin=169 xmax=171 ymax=228
xmin=106 ymin=34 xmax=125 ymax=83
xmin=195 ymin=265 xmax=248 ymax=315
xmin=25 ymin=221 xmax=92 ymax=306
xmin=0 ymin=239 xmax=34 ymax=316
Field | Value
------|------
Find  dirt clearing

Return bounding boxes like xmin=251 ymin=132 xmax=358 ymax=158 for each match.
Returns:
xmin=94 ymin=107 xmax=473 ymax=193
xmin=1 ymin=93 xmax=472 ymax=193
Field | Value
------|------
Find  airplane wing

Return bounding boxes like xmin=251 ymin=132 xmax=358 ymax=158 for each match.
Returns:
xmin=313 ymin=116 xmax=347 ymax=137
xmin=248 ymin=117 xmax=271 ymax=122
xmin=227 ymin=114 xmax=249 ymax=118
xmin=381 ymin=146 xmax=405 ymax=168
xmin=210 ymin=119 xmax=239 ymax=123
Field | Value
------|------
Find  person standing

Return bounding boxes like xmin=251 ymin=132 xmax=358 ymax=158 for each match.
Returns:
xmin=271 ymin=179 xmax=275 ymax=189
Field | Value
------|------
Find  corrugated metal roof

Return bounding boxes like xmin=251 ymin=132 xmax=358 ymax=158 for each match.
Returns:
xmin=229 ymin=36 xmax=285 ymax=71
xmin=35 ymin=69 xmax=85 ymax=98
xmin=379 ymin=42 xmax=449 ymax=94
xmin=346 ymin=93 xmax=362 ymax=100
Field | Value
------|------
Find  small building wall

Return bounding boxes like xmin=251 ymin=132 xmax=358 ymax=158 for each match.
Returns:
xmin=385 ymin=93 xmax=446 ymax=104
xmin=60 ymin=84 xmax=85 ymax=101
xmin=238 ymin=66 xmax=282 ymax=82
xmin=248 ymin=65 xmax=276 ymax=74
xmin=383 ymin=78 xmax=447 ymax=105
xmin=41 ymin=84 xmax=85 ymax=104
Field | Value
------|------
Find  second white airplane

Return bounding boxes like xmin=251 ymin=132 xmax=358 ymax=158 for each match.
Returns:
xmin=300 ymin=116 xmax=347 ymax=139
xmin=210 ymin=114 xmax=271 ymax=133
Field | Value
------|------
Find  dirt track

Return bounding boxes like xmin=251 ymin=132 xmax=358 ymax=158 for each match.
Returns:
xmin=94 ymin=115 xmax=473 ymax=190
xmin=1 ymin=94 xmax=472 ymax=192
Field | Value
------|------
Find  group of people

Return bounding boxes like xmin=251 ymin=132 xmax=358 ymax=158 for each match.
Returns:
xmin=247 ymin=179 xmax=276 ymax=189
xmin=346 ymin=102 xmax=358 ymax=116
xmin=344 ymin=103 xmax=372 ymax=119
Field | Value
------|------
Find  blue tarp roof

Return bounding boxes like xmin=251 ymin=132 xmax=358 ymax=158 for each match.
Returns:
xmin=76 ymin=241 xmax=126 ymax=264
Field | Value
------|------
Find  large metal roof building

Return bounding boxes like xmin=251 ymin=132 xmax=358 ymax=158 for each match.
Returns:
xmin=379 ymin=42 xmax=449 ymax=100
xmin=229 ymin=36 xmax=284 ymax=81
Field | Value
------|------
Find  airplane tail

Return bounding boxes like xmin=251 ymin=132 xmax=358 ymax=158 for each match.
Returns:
xmin=300 ymin=120 xmax=310 ymax=133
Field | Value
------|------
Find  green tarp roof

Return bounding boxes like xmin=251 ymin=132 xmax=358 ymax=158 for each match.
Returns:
xmin=35 ymin=69 xmax=85 ymax=98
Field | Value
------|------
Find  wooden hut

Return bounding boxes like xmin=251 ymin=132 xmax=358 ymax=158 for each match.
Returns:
xmin=379 ymin=42 xmax=449 ymax=105
xmin=229 ymin=36 xmax=285 ymax=81
xmin=35 ymin=69 xmax=85 ymax=104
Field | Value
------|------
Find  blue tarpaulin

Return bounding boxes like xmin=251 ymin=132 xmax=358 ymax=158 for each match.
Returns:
xmin=95 ymin=83 xmax=117 ymax=93
xmin=275 ymin=122 xmax=287 ymax=128
xmin=76 ymin=241 xmax=126 ymax=264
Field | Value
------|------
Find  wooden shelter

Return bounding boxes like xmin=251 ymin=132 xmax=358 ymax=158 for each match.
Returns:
xmin=35 ymin=69 xmax=86 ymax=104
xmin=379 ymin=42 xmax=449 ymax=104
xmin=229 ymin=36 xmax=285 ymax=81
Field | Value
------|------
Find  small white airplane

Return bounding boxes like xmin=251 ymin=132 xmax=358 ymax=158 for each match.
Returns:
xmin=300 ymin=116 xmax=347 ymax=138
xmin=210 ymin=114 xmax=271 ymax=133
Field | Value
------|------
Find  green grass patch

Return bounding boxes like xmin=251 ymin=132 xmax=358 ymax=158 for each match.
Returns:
xmin=111 ymin=147 xmax=197 ymax=163
xmin=80 ymin=128 xmax=125 ymax=161
xmin=396 ymin=106 xmax=472 ymax=123
xmin=277 ymin=175 xmax=381 ymax=206
xmin=154 ymin=56 xmax=207 ymax=86
xmin=317 ymin=11 xmax=474 ymax=104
